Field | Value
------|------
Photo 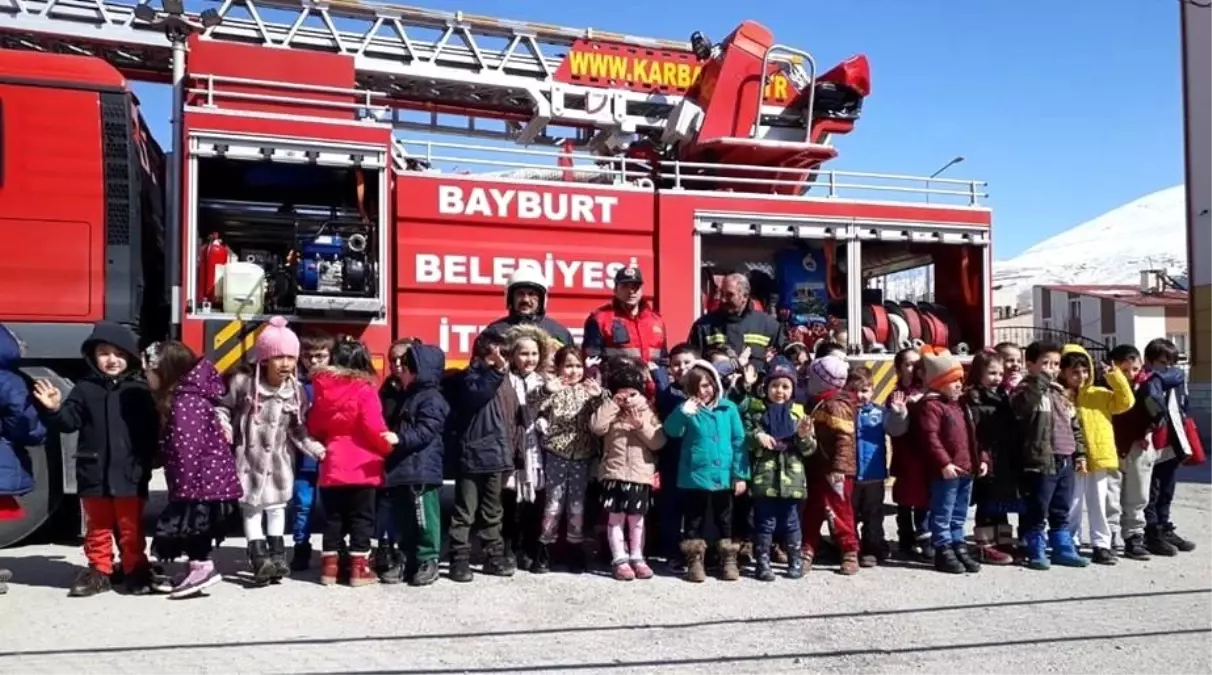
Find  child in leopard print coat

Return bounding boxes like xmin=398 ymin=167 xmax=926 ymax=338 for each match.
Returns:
xmin=534 ymin=346 xmax=605 ymax=573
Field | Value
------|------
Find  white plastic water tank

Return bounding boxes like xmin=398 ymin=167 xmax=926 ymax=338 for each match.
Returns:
xmin=221 ymin=261 xmax=266 ymax=315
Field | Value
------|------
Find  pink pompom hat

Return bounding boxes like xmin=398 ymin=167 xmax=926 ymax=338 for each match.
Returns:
xmin=254 ymin=315 xmax=300 ymax=363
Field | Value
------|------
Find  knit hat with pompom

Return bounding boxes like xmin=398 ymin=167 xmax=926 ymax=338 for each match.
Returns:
xmin=254 ymin=315 xmax=300 ymax=362
xmin=806 ymin=355 xmax=849 ymax=398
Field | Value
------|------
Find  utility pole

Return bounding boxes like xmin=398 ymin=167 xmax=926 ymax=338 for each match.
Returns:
xmin=925 ymin=155 xmax=964 ymax=204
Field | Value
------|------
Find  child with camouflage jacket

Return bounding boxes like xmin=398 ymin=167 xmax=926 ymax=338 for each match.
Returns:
xmin=741 ymin=357 xmax=816 ymax=582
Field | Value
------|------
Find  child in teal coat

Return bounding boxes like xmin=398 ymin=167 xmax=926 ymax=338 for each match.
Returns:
xmin=663 ymin=359 xmax=749 ymax=583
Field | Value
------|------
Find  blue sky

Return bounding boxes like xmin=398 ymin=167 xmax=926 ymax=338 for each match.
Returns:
xmin=133 ymin=0 xmax=1187 ymax=259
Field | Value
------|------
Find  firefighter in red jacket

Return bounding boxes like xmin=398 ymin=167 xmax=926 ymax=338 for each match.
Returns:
xmin=582 ymin=266 xmax=668 ymax=369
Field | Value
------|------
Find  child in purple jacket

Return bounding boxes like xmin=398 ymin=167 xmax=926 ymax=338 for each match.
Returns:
xmin=144 ymin=341 xmax=242 ymax=599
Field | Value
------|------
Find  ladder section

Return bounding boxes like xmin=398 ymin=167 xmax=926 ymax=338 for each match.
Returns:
xmin=0 ymin=0 xmax=807 ymax=138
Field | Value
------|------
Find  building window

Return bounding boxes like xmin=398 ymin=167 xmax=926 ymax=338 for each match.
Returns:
xmin=1103 ymin=334 xmax=1118 ymax=349
xmin=1069 ymin=297 xmax=1081 ymax=319
xmin=1168 ymin=333 xmax=1188 ymax=356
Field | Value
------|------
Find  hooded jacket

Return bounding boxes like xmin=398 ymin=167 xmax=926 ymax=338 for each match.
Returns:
xmin=965 ymin=385 xmax=1020 ymax=505
xmin=484 ymin=268 xmax=576 ymax=347
xmin=41 ymin=322 xmax=159 ymax=499
xmin=1011 ymin=371 xmax=1088 ymax=474
xmin=0 ymin=326 xmax=46 ymax=497
xmin=663 ymin=360 xmax=749 ymax=491
xmin=1061 ymin=344 xmax=1135 ymax=472
xmin=384 ymin=345 xmax=450 ymax=487
xmin=307 ymin=367 xmax=394 ymax=488
xmin=590 ymin=394 xmax=665 ymax=486
xmin=217 ymin=371 xmax=325 ymax=508
xmin=451 ymin=361 xmax=519 ymax=475
xmin=161 ymin=358 xmax=242 ymax=503
xmin=740 ymin=363 xmax=816 ymax=500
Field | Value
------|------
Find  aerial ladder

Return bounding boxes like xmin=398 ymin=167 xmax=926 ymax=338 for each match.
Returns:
xmin=0 ymin=0 xmax=871 ymax=187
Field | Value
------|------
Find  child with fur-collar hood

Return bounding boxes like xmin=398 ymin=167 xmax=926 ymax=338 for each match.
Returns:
xmin=502 ymin=324 xmax=550 ymax=572
xmin=216 ymin=316 xmax=325 ymax=586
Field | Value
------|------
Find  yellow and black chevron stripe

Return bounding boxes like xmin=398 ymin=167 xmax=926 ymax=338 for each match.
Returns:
xmin=851 ymin=358 xmax=898 ymax=405
xmin=204 ymin=319 xmax=267 ymax=375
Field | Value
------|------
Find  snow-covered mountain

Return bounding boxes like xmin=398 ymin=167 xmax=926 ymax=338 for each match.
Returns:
xmin=993 ymin=186 xmax=1188 ymax=309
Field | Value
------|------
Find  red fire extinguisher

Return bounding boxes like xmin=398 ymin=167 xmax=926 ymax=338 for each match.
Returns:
xmin=199 ymin=233 xmax=230 ymax=305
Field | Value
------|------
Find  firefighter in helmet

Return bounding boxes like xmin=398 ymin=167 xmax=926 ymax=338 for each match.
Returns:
xmin=483 ymin=267 xmax=576 ymax=347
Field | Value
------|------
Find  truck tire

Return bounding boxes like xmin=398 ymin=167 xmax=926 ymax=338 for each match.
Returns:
xmin=0 ymin=441 xmax=62 ymax=548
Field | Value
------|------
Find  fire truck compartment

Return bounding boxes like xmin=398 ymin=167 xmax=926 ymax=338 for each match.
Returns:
xmin=696 ymin=222 xmax=989 ymax=356
xmin=192 ymin=155 xmax=385 ymax=318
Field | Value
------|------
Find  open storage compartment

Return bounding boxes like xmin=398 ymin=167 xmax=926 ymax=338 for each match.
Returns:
xmin=695 ymin=217 xmax=990 ymax=356
xmin=187 ymin=136 xmax=389 ymax=318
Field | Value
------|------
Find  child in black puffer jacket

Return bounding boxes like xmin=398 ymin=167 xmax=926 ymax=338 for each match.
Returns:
xmin=383 ymin=343 xmax=449 ymax=587
xmin=964 ymin=350 xmax=1019 ymax=565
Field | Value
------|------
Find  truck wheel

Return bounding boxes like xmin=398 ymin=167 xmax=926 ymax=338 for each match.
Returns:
xmin=0 ymin=442 xmax=62 ymax=548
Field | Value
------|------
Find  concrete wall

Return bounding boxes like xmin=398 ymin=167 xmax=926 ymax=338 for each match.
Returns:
xmin=1182 ymin=1 xmax=1210 ymax=442
xmin=1131 ymin=306 xmax=1168 ymax=347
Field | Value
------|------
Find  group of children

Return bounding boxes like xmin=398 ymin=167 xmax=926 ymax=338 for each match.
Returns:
xmin=0 ymin=316 xmax=1200 ymax=598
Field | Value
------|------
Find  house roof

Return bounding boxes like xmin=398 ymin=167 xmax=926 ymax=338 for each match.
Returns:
xmin=1042 ymin=284 xmax=1189 ymax=308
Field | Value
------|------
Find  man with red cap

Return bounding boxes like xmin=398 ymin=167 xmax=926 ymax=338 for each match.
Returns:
xmin=582 ymin=266 xmax=668 ymax=369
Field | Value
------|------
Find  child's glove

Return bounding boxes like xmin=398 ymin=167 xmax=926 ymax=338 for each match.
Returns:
xmin=535 ymin=417 xmax=550 ymax=436
xmin=681 ymin=399 xmax=700 ymax=416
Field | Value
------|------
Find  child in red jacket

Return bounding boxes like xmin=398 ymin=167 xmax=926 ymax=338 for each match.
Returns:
xmin=306 ymin=338 xmax=398 ymax=587
xmin=918 ymin=351 xmax=987 ymax=575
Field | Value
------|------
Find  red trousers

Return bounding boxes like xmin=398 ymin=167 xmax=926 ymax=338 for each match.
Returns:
xmin=81 ymin=497 xmax=147 ymax=575
xmin=800 ymin=474 xmax=858 ymax=555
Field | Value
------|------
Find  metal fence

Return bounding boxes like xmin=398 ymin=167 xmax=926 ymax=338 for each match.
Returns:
xmin=992 ymin=327 xmax=1110 ymax=364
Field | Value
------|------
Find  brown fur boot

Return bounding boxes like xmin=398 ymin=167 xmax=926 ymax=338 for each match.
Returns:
xmin=838 ymin=551 xmax=860 ymax=576
xmin=680 ymin=539 xmax=707 ymax=583
xmin=718 ymin=539 xmax=741 ymax=581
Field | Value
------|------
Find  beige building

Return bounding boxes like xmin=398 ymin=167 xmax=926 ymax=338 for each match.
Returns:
xmin=1033 ymin=281 xmax=1189 ymax=354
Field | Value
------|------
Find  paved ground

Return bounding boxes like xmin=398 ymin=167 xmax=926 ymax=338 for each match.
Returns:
xmin=1 ymin=479 xmax=1210 ymax=675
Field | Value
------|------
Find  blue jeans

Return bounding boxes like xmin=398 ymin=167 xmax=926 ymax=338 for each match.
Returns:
xmin=1018 ymin=454 xmax=1075 ymax=536
xmin=929 ymin=476 xmax=973 ymax=549
xmin=753 ymin=498 xmax=802 ymax=541
xmin=290 ymin=474 xmax=317 ymax=545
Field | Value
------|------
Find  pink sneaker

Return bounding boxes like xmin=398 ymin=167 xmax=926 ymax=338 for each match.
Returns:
xmin=612 ymin=561 xmax=635 ymax=581
xmin=169 ymin=561 xmax=221 ymax=599
xmin=630 ymin=560 xmax=654 ymax=580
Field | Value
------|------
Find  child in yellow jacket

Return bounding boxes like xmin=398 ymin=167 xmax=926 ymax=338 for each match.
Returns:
xmin=1061 ymin=344 xmax=1135 ymax=565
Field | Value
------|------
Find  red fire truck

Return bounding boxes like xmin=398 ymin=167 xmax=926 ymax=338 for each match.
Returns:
xmin=0 ymin=0 xmax=990 ymax=546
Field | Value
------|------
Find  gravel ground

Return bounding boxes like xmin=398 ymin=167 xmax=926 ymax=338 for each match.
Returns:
xmin=1 ymin=479 xmax=1209 ymax=675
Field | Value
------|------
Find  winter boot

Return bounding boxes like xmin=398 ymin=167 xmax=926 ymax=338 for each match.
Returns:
xmin=953 ymin=542 xmax=981 ymax=573
xmin=631 ymin=558 xmax=654 ymax=580
xmin=612 ymin=559 xmax=635 ymax=581
xmin=169 ymin=560 xmax=221 ymax=599
xmin=449 ymin=553 xmax=473 ymax=583
xmin=933 ymin=547 xmax=965 ymax=574
xmin=567 ymin=546 xmax=588 ymax=575
xmin=786 ymin=533 xmax=805 ymax=579
xmin=290 ymin=542 xmax=313 ymax=572
xmin=531 ymin=543 xmax=551 ymax=574
xmin=319 ymin=552 xmax=341 ymax=586
xmin=1123 ymin=534 xmax=1152 ymax=560
xmin=1091 ymin=547 xmax=1118 ymax=565
xmin=69 ymin=567 xmax=112 ymax=597
xmin=718 ymin=539 xmax=741 ymax=581
xmin=0 ymin=568 xmax=9 ymax=595
xmin=1145 ymin=526 xmax=1178 ymax=557
xmin=974 ymin=525 xmax=1014 ymax=565
xmin=123 ymin=564 xmax=155 ymax=595
xmin=348 ymin=552 xmax=378 ymax=587
xmin=1049 ymin=529 xmax=1089 ymax=567
xmin=410 ymin=559 xmax=440 ymax=587
xmin=378 ymin=549 xmax=405 ymax=585
xmin=836 ymin=551 xmax=859 ymax=576
xmin=1024 ymin=531 xmax=1050 ymax=570
xmin=1162 ymin=526 xmax=1197 ymax=552
xmin=754 ymin=535 xmax=775 ymax=582
xmin=482 ymin=546 xmax=517 ymax=577
xmin=737 ymin=540 xmax=754 ymax=567
xmin=995 ymin=523 xmax=1020 ymax=559
xmin=267 ymin=536 xmax=289 ymax=581
xmin=680 ymin=539 xmax=707 ymax=583
xmin=247 ymin=540 xmax=276 ymax=586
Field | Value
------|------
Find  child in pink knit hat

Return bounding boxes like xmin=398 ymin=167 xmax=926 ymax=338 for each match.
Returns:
xmin=216 ymin=316 xmax=325 ymax=586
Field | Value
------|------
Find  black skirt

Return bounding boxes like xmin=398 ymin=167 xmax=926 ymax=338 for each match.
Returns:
xmin=151 ymin=500 xmax=238 ymax=561
xmin=599 ymin=479 xmax=651 ymax=516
